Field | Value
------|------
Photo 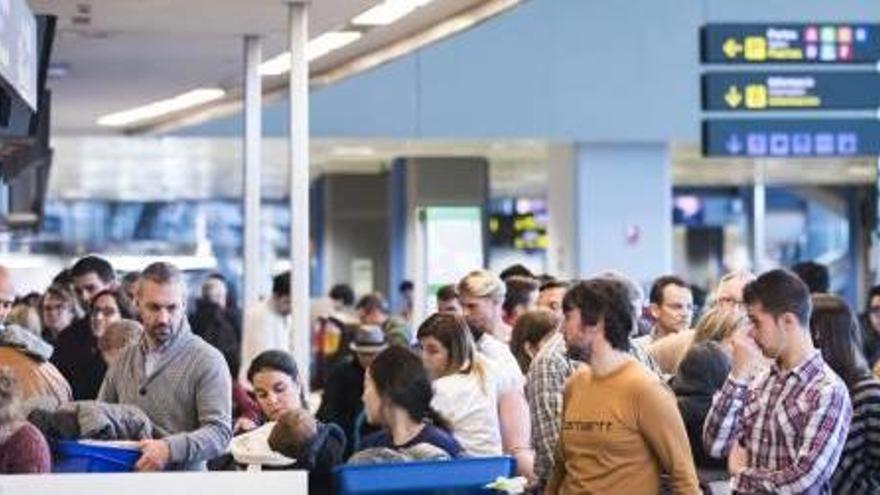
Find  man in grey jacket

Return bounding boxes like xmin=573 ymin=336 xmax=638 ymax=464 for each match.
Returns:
xmin=99 ymin=261 xmax=232 ymax=471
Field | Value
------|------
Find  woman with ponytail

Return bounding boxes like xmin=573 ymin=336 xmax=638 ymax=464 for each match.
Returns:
xmin=356 ymin=346 xmax=462 ymax=460
xmin=418 ymin=312 xmax=502 ymax=457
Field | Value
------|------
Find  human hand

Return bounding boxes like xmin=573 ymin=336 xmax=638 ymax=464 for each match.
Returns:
xmin=728 ymin=442 xmax=748 ymax=476
xmin=234 ymin=417 xmax=258 ymax=434
xmin=136 ymin=439 xmax=170 ymax=471
xmin=731 ymin=335 xmax=764 ymax=381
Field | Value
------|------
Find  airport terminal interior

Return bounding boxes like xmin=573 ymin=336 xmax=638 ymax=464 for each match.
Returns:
xmin=1 ymin=0 xmax=880 ymax=494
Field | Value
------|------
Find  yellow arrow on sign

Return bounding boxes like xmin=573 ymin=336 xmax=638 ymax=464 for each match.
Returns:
xmin=723 ymin=38 xmax=743 ymax=58
xmin=724 ymin=85 xmax=743 ymax=108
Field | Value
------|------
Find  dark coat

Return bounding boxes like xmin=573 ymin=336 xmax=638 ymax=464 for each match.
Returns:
xmin=50 ymin=317 xmax=106 ymax=401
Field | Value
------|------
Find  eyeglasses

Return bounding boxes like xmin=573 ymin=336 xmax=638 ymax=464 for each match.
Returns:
xmin=868 ymin=306 xmax=880 ymax=316
xmin=716 ymin=297 xmax=745 ymax=309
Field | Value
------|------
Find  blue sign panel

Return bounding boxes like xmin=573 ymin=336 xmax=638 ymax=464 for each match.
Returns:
xmin=702 ymin=119 xmax=880 ymax=157
xmin=701 ymin=23 xmax=880 ymax=64
xmin=0 ymin=0 xmax=37 ymax=110
xmin=703 ymin=72 xmax=880 ymax=111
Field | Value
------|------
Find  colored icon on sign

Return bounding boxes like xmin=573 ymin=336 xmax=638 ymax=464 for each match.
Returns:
xmin=837 ymin=133 xmax=858 ymax=155
xmin=838 ymin=27 xmax=853 ymax=43
xmin=791 ymin=134 xmax=813 ymax=155
xmin=724 ymin=86 xmax=743 ymax=108
xmin=821 ymin=26 xmax=837 ymax=43
xmin=725 ymin=134 xmax=743 ymax=155
xmin=815 ymin=133 xmax=835 ymax=155
xmin=821 ymin=44 xmax=837 ymax=61
xmin=856 ymin=27 xmax=868 ymax=43
xmin=722 ymin=37 xmax=743 ymax=59
xmin=804 ymin=26 xmax=819 ymax=43
xmin=769 ymin=134 xmax=790 ymax=156
xmin=744 ymin=37 xmax=767 ymax=61
xmin=747 ymin=134 xmax=768 ymax=155
xmin=745 ymin=85 xmax=767 ymax=109
xmin=839 ymin=44 xmax=853 ymax=60
xmin=806 ymin=44 xmax=819 ymax=59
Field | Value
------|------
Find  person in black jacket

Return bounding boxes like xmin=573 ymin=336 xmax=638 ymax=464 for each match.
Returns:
xmin=316 ymin=326 xmax=386 ymax=458
xmin=670 ymin=341 xmax=731 ymax=477
xmin=189 ymin=276 xmax=240 ymax=379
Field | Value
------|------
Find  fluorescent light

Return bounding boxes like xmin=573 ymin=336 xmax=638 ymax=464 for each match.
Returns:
xmin=259 ymin=31 xmax=363 ymax=76
xmin=353 ymin=0 xmax=434 ymax=26
xmin=98 ymin=88 xmax=226 ymax=127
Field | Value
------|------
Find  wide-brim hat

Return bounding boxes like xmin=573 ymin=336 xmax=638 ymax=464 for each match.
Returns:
xmin=349 ymin=325 xmax=388 ymax=354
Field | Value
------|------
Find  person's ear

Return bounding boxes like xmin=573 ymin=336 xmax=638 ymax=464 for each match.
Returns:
xmin=649 ymin=303 xmax=661 ymax=320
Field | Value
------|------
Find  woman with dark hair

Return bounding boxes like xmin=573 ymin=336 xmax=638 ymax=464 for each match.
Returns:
xmin=862 ymin=285 xmax=880 ymax=369
xmin=230 ymin=350 xmax=344 ymax=490
xmin=417 ymin=312 xmax=501 ymax=456
xmin=509 ymin=309 xmax=560 ymax=373
xmin=811 ymin=294 xmax=880 ymax=494
xmin=0 ymin=366 xmax=51 ymax=473
xmin=90 ymin=289 xmax=135 ymax=340
xmin=356 ymin=346 xmax=462 ymax=461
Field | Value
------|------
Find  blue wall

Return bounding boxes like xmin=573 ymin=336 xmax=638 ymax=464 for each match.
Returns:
xmin=175 ymin=0 xmax=880 ymax=141
xmin=576 ymin=143 xmax=671 ymax=284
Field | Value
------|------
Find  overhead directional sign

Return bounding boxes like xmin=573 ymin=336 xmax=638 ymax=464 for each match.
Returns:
xmin=702 ymin=23 xmax=880 ymax=64
xmin=703 ymin=72 xmax=880 ymax=111
xmin=0 ymin=0 xmax=37 ymax=110
xmin=703 ymin=119 xmax=880 ymax=157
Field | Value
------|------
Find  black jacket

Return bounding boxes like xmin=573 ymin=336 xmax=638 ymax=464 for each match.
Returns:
xmin=50 ymin=317 xmax=106 ymax=401
xmin=189 ymin=299 xmax=241 ymax=377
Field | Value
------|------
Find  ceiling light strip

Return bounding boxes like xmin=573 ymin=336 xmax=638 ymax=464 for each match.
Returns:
xmin=312 ymin=0 xmax=520 ymax=87
xmin=97 ymin=88 xmax=226 ymax=127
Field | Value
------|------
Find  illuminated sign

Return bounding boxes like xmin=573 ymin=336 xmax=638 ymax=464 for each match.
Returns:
xmin=702 ymin=119 xmax=880 ymax=157
xmin=703 ymin=72 xmax=880 ymax=111
xmin=701 ymin=23 xmax=880 ymax=64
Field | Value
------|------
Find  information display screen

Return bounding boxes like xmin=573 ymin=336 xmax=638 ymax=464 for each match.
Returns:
xmin=701 ymin=23 xmax=880 ymax=64
xmin=702 ymin=119 xmax=880 ymax=157
xmin=702 ymin=72 xmax=880 ymax=111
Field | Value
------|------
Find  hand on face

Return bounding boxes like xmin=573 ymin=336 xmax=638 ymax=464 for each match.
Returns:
xmin=730 ymin=334 xmax=764 ymax=381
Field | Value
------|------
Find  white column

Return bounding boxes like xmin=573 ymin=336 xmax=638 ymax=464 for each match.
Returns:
xmin=288 ymin=1 xmax=310 ymax=392
xmin=752 ymin=161 xmax=767 ymax=273
xmin=243 ymin=35 xmax=262 ymax=308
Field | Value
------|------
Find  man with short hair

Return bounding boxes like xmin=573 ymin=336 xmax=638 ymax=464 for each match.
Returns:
xmin=649 ymin=271 xmax=755 ymax=375
xmin=436 ymin=284 xmax=461 ymax=315
xmin=99 ymin=262 xmax=232 ymax=471
xmin=502 ymin=276 xmax=540 ymax=330
xmin=648 ymin=275 xmax=694 ymax=341
xmin=703 ymin=269 xmax=851 ymax=493
xmin=546 ymin=278 xmax=700 ymax=494
xmin=537 ymin=279 xmax=568 ymax=317
xmin=792 ymin=260 xmax=830 ymax=294
xmin=239 ymin=271 xmax=292 ymax=382
xmin=51 ymin=255 xmax=117 ymax=400
xmin=355 ymin=292 xmax=410 ymax=348
xmin=458 ymin=270 xmax=534 ymax=481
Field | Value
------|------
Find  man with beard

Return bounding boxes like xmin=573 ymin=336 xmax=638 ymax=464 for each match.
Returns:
xmin=99 ymin=262 xmax=232 ymax=471
xmin=546 ymin=278 xmax=699 ymax=494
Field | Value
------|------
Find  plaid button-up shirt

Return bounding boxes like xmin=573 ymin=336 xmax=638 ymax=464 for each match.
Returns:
xmin=525 ymin=333 xmax=578 ymax=485
xmin=703 ymin=351 xmax=852 ymax=494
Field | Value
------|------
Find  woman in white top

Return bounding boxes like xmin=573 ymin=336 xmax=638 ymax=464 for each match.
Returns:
xmin=417 ymin=312 xmax=502 ymax=457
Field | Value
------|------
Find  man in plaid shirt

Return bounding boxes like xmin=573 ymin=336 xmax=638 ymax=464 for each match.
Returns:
xmin=703 ymin=269 xmax=852 ymax=494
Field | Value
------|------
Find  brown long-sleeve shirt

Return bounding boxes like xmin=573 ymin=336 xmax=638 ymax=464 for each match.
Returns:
xmin=546 ymin=359 xmax=700 ymax=495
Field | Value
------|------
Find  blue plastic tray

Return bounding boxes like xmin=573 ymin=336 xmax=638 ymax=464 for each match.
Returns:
xmin=334 ymin=456 xmax=516 ymax=494
xmin=52 ymin=440 xmax=142 ymax=473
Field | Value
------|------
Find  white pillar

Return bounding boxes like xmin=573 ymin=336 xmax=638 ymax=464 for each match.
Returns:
xmin=243 ymin=35 xmax=262 ymax=308
xmin=288 ymin=1 xmax=310 ymax=391
xmin=752 ymin=162 xmax=767 ymax=273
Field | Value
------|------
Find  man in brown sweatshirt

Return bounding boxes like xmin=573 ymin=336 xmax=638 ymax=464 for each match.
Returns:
xmin=546 ymin=278 xmax=700 ymax=495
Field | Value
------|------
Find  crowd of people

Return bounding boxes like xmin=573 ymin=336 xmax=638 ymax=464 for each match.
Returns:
xmin=1 ymin=254 xmax=879 ymax=494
